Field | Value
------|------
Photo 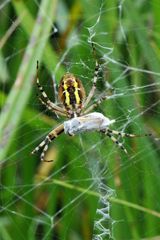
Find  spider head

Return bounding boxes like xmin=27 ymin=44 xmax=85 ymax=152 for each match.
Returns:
xmin=58 ymin=73 xmax=86 ymax=117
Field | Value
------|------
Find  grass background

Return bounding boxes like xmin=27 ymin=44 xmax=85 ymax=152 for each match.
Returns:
xmin=0 ymin=0 xmax=160 ymax=239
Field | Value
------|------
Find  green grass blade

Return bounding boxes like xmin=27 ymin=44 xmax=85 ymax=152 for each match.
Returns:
xmin=0 ymin=0 xmax=57 ymax=161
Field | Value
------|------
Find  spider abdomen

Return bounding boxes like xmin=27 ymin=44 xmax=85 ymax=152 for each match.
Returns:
xmin=58 ymin=73 xmax=86 ymax=115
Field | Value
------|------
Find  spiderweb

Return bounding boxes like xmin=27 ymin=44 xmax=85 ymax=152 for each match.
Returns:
xmin=0 ymin=0 xmax=160 ymax=240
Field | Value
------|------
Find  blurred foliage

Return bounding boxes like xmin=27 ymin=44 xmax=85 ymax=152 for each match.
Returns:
xmin=0 ymin=0 xmax=160 ymax=239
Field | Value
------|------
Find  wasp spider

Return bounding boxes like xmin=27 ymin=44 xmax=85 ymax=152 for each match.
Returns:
xmin=31 ymin=43 xmax=150 ymax=162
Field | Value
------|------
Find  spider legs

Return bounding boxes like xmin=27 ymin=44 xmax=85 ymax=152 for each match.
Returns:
xmin=38 ymin=97 xmax=67 ymax=117
xmin=83 ymin=95 xmax=108 ymax=114
xmin=101 ymin=128 xmax=152 ymax=154
xmin=105 ymin=128 xmax=152 ymax=138
xmin=83 ymin=42 xmax=100 ymax=109
xmin=31 ymin=124 xmax=64 ymax=162
xmin=102 ymin=129 xmax=128 ymax=154
xmin=31 ymin=135 xmax=52 ymax=161
xmin=36 ymin=61 xmax=67 ymax=115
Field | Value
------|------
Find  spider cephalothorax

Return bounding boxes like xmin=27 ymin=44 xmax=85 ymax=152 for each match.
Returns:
xmin=32 ymin=43 xmax=150 ymax=162
xmin=58 ymin=73 xmax=86 ymax=118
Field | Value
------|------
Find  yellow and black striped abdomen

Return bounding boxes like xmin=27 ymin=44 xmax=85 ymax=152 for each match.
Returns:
xmin=58 ymin=73 xmax=86 ymax=113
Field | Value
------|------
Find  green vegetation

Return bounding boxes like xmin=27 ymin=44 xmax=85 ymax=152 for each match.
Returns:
xmin=0 ymin=0 xmax=160 ymax=239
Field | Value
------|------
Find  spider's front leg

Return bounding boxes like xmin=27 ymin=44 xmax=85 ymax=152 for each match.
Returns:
xmin=31 ymin=124 xmax=64 ymax=162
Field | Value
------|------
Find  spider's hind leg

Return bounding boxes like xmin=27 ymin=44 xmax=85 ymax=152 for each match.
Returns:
xmin=83 ymin=42 xmax=100 ymax=109
xmin=101 ymin=127 xmax=152 ymax=154
xmin=31 ymin=124 xmax=64 ymax=162
xmin=101 ymin=128 xmax=128 ymax=154
xmin=31 ymin=135 xmax=52 ymax=162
